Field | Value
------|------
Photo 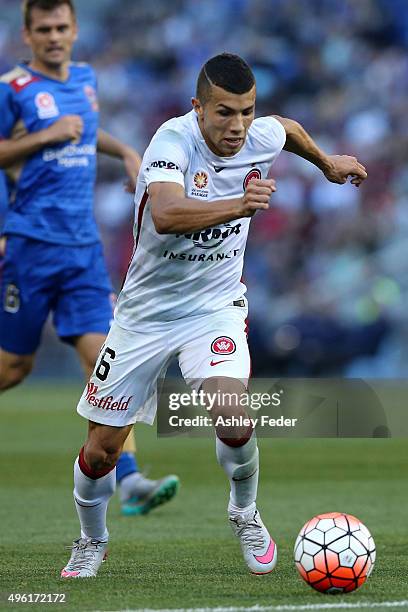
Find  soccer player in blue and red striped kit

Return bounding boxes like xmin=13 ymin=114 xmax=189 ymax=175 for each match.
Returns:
xmin=0 ymin=0 xmax=179 ymax=515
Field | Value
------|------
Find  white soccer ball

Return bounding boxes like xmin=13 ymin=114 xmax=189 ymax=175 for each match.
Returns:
xmin=294 ymin=512 xmax=376 ymax=594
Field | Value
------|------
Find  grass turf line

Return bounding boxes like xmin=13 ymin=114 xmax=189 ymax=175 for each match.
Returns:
xmin=0 ymin=384 xmax=407 ymax=611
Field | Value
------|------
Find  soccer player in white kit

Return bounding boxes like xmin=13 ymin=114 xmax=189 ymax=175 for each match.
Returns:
xmin=61 ymin=53 xmax=367 ymax=578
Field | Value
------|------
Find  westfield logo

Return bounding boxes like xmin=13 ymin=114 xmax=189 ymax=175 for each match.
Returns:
xmin=86 ymin=382 xmax=98 ymax=401
xmin=84 ymin=382 xmax=133 ymax=411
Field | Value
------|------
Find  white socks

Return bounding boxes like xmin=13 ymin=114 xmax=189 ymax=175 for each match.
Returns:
xmin=73 ymin=458 xmax=115 ymax=541
xmin=216 ymin=432 xmax=259 ymax=511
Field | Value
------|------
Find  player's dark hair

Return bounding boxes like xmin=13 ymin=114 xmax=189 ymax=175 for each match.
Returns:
xmin=22 ymin=0 xmax=76 ymax=29
xmin=196 ymin=53 xmax=255 ymax=104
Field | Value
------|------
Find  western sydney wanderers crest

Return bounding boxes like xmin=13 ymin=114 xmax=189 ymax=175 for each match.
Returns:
xmin=243 ymin=168 xmax=261 ymax=190
xmin=211 ymin=336 xmax=236 ymax=355
xmin=35 ymin=92 xmax=59 ymax=119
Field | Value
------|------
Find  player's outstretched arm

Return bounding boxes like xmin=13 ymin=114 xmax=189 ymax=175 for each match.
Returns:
xmin=149 ymin=179 xmax=275 ymax=234
xmin=0 ymin=115 xmax=83 ymax=168
xmin=97 ymin=129 xmax=142 ymax=194
xmin=273 ymin=115 xmax=367 ymax=187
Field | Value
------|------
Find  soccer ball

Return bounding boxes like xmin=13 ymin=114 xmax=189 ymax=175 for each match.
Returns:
xmin=294 ymin=512 xmax=376 ymax=594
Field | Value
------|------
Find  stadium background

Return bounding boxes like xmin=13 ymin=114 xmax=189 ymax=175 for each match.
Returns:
xmin=1 ymin=0 xmax=408 ymax=379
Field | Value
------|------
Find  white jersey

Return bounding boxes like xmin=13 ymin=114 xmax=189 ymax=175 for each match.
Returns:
xmin=115 ymin=110 xmax=286 ymax=330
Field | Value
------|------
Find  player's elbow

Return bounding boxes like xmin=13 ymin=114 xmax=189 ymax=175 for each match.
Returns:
xmin=151 ymin=209 xmax=171 ymax=234
xmin=0 ymin=151 xmax=12 ymax=168
xmin=151 ymin=200 xmax=176 ymax=234
xmin=0 ymin=146 xmax=19 ymax=169
xmin=153 ymin=218 xmax=170 ymax=235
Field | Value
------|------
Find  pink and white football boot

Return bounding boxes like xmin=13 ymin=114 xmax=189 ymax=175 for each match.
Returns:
xmin=61 ymin=537 xmax=108 ymax=578
xmin=229 ymin=504 xmax=277 ymax=574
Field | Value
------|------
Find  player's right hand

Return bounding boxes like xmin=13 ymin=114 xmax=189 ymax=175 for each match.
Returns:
xmin=240 ymin=178 xmax=276 ymax=217
xmin=45 ymin=115 xmax=84 ymax=144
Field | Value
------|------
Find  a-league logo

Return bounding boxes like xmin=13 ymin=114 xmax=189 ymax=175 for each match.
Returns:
xmin=211 ymin=336 xmax=236 ymax=355
xmin=193 ymin=171 xmax=208 ymax=189
xmin=35 ymin=92 xmax=59 ymax=119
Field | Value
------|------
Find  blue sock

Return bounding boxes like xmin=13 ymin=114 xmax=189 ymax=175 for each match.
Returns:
xmin=116 ymin=452 xmax=139 ymax=483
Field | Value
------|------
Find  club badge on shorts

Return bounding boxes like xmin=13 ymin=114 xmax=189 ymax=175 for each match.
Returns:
xmin=211 ymin=336 xmax=236 ymax=355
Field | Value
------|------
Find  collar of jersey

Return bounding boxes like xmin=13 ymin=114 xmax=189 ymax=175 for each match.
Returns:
xmin=189 ymin=110 xmax=246 ymax=165
xmin=19 ymin=61 xmax=72 ymax=84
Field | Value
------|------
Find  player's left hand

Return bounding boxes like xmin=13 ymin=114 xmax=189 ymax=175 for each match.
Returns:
xmin=123 ymin=148 xmax=142 ymax=194
xmin=323 ymin=155 xmax=367 ymax=187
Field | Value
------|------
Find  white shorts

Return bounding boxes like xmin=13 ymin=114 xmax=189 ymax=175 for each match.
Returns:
xmin=77 ymin=300 xmax=250 ymax=427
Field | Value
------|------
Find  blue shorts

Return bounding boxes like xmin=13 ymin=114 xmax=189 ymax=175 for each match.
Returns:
xmin=0 ymin=236 xmax=114 ymax=355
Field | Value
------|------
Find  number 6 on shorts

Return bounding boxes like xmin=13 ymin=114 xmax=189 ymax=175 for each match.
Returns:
xmin=95 ymin=347 xmax=116 ymax=381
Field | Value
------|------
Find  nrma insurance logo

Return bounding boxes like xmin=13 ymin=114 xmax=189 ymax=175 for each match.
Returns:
xmin=177 ymin=222 xmax=242 ymax=249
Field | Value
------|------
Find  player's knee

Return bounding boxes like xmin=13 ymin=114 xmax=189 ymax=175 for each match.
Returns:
xmin=74 ymin=334 xmax=106 ymax=379
xmin=212 ymin=403 xmax=253 ymax=447
xmin=0 ymin=356 xmax=33 ymax=391
xmin=81 ymin=352 xmax=98 ymax=379
xmin=216 ymin=418 xmax=253 ymax=447
xmin=83 ymin=440 xmax=122 ymax=473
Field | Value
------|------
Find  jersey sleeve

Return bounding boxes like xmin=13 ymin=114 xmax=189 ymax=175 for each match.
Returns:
xmin=144 ymin=129 xmax=189 ymax=188
xmin=0 ymin=83 xmax=20 ymax=139
xmin=87 ymin=63 xmax=98 ymax=90
xmin=251 ymin=116 xmax=287 ymax=157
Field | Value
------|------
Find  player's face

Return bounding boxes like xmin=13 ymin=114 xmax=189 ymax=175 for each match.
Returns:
xmin=23 ymin=5 xmax=78 ymax=70
xmin=193 ymin=84 xmax=256 ymax=157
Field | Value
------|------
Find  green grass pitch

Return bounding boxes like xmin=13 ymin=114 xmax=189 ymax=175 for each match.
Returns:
xmin=0 ymin=383 xmax=407 ymax=611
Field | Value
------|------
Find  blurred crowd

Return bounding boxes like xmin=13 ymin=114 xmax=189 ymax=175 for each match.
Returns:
xmin=1 ymin=0 xmax=407 ymax=376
